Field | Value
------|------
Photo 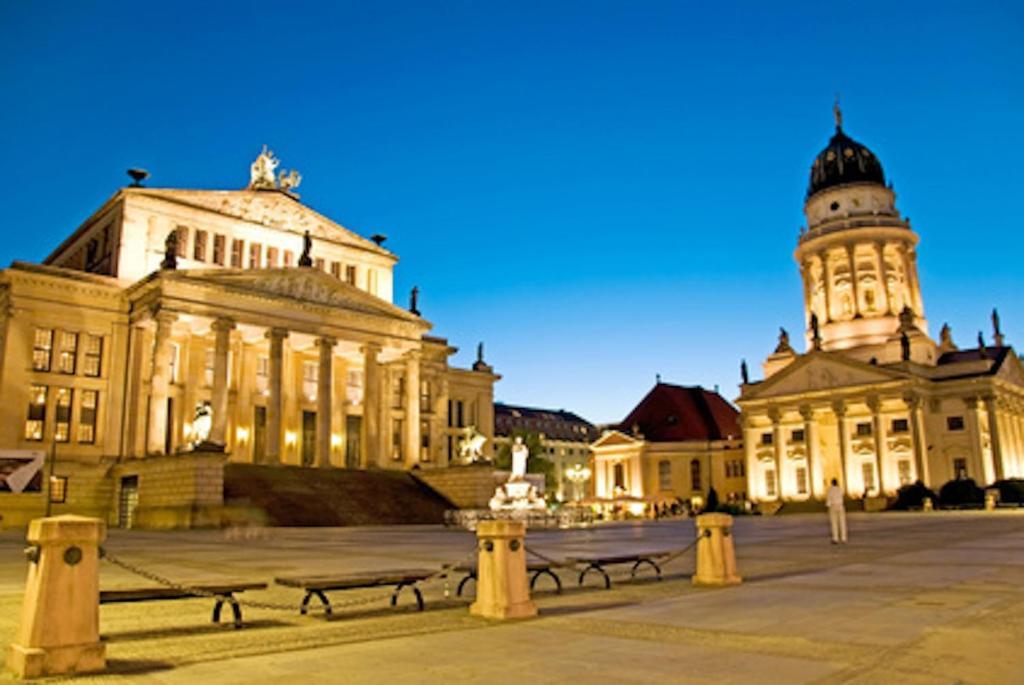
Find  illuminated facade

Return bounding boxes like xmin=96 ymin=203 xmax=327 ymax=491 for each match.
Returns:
xmin=0 ymin=150 xmax=497 ymax=526
xmin=591 ymin=383 xmax=746 ymax=511
xmin=737 ymin=109 xmax=1024 ymax=505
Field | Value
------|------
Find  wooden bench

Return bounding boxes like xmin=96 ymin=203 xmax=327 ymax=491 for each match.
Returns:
xmin=99 ymin=581 xmax=267 ymax=629
xmin=453 ymin=562 xmax=562 ymax=596
xmin=568 ymin=553 xmax=663 ymax=589
xmin=274 ymin=569 xmax=436 ymax=617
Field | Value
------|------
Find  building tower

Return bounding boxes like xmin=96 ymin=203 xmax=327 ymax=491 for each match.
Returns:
xmin=794 ymin=102 xmax=935 ymax=364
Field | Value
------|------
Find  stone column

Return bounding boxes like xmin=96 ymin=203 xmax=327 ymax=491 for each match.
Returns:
xmin=984 ymin=395 xmax=1004 ymax=482
xmin=874 ymin=241 xmax=892 ymax=314
xmin=209 ymin=317 xmax=235 ymax=448
xmin=469 ymin=520 xmax=536 ymax=619
xmin=868 ymin=397 xmax=888 ymax=495
xmin=769 ymin=409 xmax=784 ymax=501
xmin=800 ymin=260 xmax=814 ymax=327
xmin=964 ymin=396 xmax=987 ymax=482
xmin=265 ymin=327 xmax=289 ymax=465
xmin=739 ymin=415 xmax=759 ymax=501
xmin=799 ymin=405 xmax=817 ymax=499
xmin=146 ymin=310 xmax=176 ymax=455
xmin=905 ymin=393 xmax=928 ymax=485
xmin=818 ymin=250 xmax=832 ymax=323
xmin=315 ymin=336 xmax=335 ymax=468
xmin=403 ymin=350 xmax=421 ymax=468
xmin=833 ymin=400 xmax=849 ymax=491
xmin=360 ymin=342 xmax=382 ymax=468
xmin=845 ymin=244 xmax=860 ymax=318
xmin=906 ymin=247 xmax=924 ymax=314
xmin=692 ymin=513 xmax=742 ymax=587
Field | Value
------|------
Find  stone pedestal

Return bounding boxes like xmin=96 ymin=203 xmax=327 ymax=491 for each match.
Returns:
xmin=692 ymin=512 xmax=742 ymax=587
xmin=7 ymin=516 xmax=106 ymax=679
xmin=469 ymin=520 xmax=537 ymax=619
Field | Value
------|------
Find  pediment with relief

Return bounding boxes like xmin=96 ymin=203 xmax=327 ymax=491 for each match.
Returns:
xmin=137 ymin=189 xmax=388 ymax=255
xmin=592 ymin=430 xmax=643 ymax=449
xmin=167 ymin=268 xmax=423 ymax=324
xmin=742 ymin=353 xmax=906 ymax=400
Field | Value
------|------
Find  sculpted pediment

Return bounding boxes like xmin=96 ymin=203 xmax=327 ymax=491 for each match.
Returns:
xmin=743 ymin=353 xmax=905 ymax=400
xmin=592 ymin=430 xmax=643 ymax=449
xmin=137 ymin=189 xmax=388 ymax=255
xmin=167 ymin=268 xmax=422 ymax=323
xmin=996 ymin=351 xmax=1024 ymax=387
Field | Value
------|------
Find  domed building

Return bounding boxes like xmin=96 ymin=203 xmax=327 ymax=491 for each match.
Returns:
xmin=737 ymin=106 xmax=1024 ymax=508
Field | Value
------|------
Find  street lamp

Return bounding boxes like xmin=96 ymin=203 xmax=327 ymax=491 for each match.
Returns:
xmin=564 ymin=463 xmax=592 ymax=502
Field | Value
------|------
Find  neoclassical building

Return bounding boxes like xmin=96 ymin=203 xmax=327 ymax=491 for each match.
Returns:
xmin=591 ymin=383 xmax=746 ymax=513
xmin=737 ymin=107 xmax=1024 ymax=506
xmin=0 ymin=149 xmax=498 ymax=526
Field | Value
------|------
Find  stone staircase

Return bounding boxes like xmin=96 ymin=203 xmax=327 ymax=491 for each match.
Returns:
xmin=223 ymin=464 xmax=454 ymax=526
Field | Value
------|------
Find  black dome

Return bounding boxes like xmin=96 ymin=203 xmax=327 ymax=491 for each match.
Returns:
xmin=807 ymin=125 xmax=886 ymax=199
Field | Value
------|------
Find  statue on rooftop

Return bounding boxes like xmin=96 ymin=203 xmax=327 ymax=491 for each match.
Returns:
xmin=409 ymin=286 xmax=420 ymax=315
xmin=993 ymin=308 xmax=1005 ymax=346
xmin=775 ymin=327 xmax=793 ymax=354
xmin=810 ymin=313 xmax=821 ymax=350
xmin=298 ymin=230 xmax=313 ymax=267
xmin=160 ymin=231 xmax=178 ymax=270
xmin=278 ymin=168 xmax=302 ymax=193
xmin=249 ymin=145 xmax=279 ymax=190
xmin=740 ymin=359 xmax=749 ymax=385
xmin=900 ymin=332 xmax=911 ymax=361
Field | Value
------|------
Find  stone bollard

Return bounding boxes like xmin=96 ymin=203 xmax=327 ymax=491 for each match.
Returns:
xmin=692 ymin=512 xmax=742 ymax=587
xmin=469 ymin=519 xmax=537 ymax=619
xmin=985 ymin=490 xmax=997 ymax=512
xmin=923 ymin=497 xmax=934 ymax=512
xmin=7 ymin=515 xmax=106 ymax=679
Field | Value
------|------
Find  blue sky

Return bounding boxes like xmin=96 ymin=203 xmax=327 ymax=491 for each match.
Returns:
xmin=1 ymin=1 xmax=1021 ymax=423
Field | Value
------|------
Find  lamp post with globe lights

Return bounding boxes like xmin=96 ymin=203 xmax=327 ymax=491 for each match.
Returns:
xmin=564 ymin=463 xmax=592 ymax=503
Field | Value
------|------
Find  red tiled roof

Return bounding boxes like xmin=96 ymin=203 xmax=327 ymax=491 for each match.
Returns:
xmin=616 ymin=383 xmax=740 ymax=442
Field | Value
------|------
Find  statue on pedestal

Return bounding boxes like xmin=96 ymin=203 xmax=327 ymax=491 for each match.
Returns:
xmin=488 ymin=435 xmax=545 ymax=512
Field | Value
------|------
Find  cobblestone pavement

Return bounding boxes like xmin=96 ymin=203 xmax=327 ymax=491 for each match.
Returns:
xmin=2 ymin=511 xmax=1024 ymax=683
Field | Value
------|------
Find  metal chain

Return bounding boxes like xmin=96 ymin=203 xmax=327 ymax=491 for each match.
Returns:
xmin=524 ymin=535 xmax=701 ymax=571
xmin=100 ymin=546 xmax=479 ymax=615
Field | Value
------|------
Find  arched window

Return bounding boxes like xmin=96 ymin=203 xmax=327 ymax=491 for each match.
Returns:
xmin=690 ymin=459 xmax=701 ymax=491
xmin=658 ymin=460 xmax=671 ymax=490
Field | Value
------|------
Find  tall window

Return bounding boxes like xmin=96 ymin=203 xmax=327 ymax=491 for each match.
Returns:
xmin=898 ymin=459 xmax=912 ymax=485
xmin=314 ymin=257 xmax=325 ymax=272
xmin=25 ymin=385 xmax=47 ymax=440
xmin=420 ymin=419 xmax=431 ymax=461
xmin=953 ymin=457 xmax=968 ymax=479
xmin=302 ymin=361 xmax=318 ymax=401
xmin=168 ymin=343 xmax=180 ymax=384
xmin=58 ymin=331 xmax=78 ymax=374
xmin=194 ymin=230 xmax=208 ymax=262
xmin=33 ymin=328 xmax=53 ymax=371
xmin=346 ymin=368 xmax=363 ymax=404
xmin=266 ymin=246 xmax=279 ymax=267
xmin=249 ymin=243 xmax=262 ymax=269
xmin=78 ymin=390 xmax=98 ymax=444
xmin=862 ymin=462 xmax=876 ymax=493
xmin=284 ymin=250 xmax=294 ymax=267
xmin=330 ymin=261 xmax=341 ymax=278
xmin=230 ymin=239 xmax=244 ymax=267
xmin=212 ymin=234 xmax=226 ymax=265
xmin=420 ymin=380 xmax=431 ymax=412
xmin=174 ymin=226 xmax=188 ymax=257
xmin=796 ymin=466 xmax=808 ymax=495
xmin=392 ymin=419 xmax=403 ymax=460
xmin=690 ymin=458 xmax=702 ymax=491
xmin=765 ymin=469 xmax=777 ymax=498
xmin=345 ymin=265 xmax=356 ymax=285
xmin=54 ymin=387 xmax=73 ymax=442
xmin=256 ymin=357 xmax=269 ymax=395
xmin=658 ymin=460 xmax=671 ymax=490
xmin=82 ymin=334 xmax=102 ymax=377
xmin=613 ymin=463 xmax=625 ymax=490
xmin=204 ymin=348 xmax=215 ymax=386
xmin=391 ymin=373 xmax=404 ymax=409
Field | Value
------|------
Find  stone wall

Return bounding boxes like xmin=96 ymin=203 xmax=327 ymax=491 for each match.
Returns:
xmin=414 ymin=465 xmax=497 ymax=509
xmin=114 ymin=451 xmax=226 ymax=529
xmin=0 ymin=461 xmax=114 ymax=529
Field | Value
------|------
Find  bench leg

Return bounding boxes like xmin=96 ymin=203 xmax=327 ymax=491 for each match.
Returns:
xmin=301 ymin=590 xmax=332 ymax=617
xmin=631 ymin=558 xmax=662 ymax=581
xmin=530 ymin=569 xmax=562 ymax=594
xmin=456 ymin=572 xmax=476 ymax=597
xmin=212 ymin=594 xmax=244 ymax=629
xmin=579 ymin=564 xmax=611 ymax=589
xmin=392 ymin=582 xmax=425 ymax=611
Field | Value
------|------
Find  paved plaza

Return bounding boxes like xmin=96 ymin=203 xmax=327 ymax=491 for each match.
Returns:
xmin=3 ymin=512 xmax=1024 ymax=683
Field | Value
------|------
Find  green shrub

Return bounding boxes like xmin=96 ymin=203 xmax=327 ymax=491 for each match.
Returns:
xmin=938 ymin=478 xmax=984 ymax=508
xmin=891 ymin=481 xmax=938 ymax=510
xmin=990 ymin=479 xmax=1024 ymax=504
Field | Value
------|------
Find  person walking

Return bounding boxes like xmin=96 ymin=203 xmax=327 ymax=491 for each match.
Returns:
xmin=826 ymin=478 xmax=848 ymax=544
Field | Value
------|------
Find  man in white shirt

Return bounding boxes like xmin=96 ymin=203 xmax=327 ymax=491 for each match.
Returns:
xmin=826 ymin=478 xmax=847 ymax=544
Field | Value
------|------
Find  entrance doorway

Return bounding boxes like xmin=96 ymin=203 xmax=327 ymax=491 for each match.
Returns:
xmin=345 ymin=415 xmax=361 ymax=468
xmin=118 ymin=476 xmax=139 ymax=529
xmin=301 ymin=411 xmax=316 ymax=466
